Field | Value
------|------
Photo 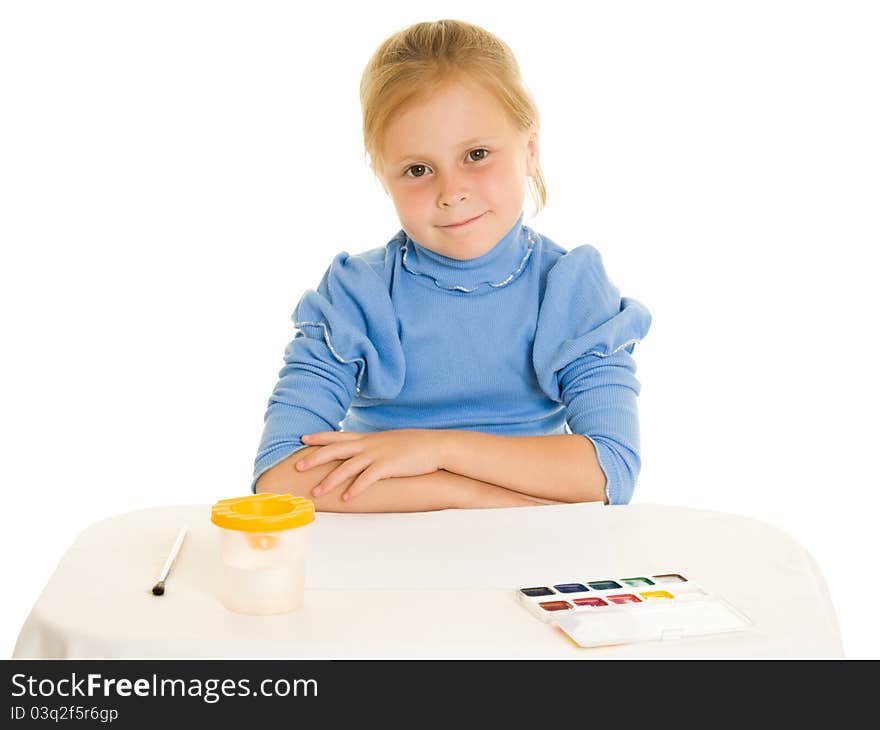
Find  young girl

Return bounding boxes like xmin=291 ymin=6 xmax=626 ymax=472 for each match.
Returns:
xmin=253 ymin=19 xmax=651 ymax=512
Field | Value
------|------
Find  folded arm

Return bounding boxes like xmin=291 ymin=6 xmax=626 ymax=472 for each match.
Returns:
xmin=438 ymin=431 xmax=608 ymax=504
xmin=255 ymin=447 xmax=555 ymax=513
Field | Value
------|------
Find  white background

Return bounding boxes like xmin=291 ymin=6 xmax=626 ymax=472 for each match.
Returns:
xmin=2 ymin=1 xmax=877 ymax=658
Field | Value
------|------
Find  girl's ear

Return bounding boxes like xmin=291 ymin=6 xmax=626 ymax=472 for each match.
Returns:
xmin=525 ymin=125 xmax=540 ymax=177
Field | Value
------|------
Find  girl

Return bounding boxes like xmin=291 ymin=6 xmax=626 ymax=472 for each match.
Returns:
xmin=253 ymin=19 xmax=651 ymax=512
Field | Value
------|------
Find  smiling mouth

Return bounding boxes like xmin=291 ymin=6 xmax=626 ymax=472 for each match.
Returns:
xmin=440 ymin=212 xmax=486 ymax=228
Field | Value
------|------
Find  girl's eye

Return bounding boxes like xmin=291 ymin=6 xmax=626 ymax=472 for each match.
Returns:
xmin=404 ymin=164 xmax=431 ymax=178
xmin=403 ymin=149 xmax=488 ymax=178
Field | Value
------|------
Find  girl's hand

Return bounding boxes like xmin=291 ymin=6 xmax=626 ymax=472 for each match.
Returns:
xmin=296 ymin=429 xmax=447 ymax=501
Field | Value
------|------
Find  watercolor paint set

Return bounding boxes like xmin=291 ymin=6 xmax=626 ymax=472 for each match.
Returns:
xmin=516 ymin=572 xmax=752 ymax=648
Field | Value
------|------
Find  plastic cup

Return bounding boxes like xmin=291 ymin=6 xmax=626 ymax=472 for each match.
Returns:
xmin=211 ymin=493 xmax=315 ymax=615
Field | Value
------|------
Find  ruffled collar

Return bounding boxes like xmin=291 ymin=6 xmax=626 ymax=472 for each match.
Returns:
xmin=399 ymin=212 xmax=537 ymax=293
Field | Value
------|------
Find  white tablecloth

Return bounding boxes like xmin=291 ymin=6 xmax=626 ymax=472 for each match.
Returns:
xmin=13 ymin=502 xmax=843 ymax=658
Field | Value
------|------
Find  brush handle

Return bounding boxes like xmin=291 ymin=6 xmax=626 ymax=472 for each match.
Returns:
xmin=156 ymin=527 xmax=188 ymax=583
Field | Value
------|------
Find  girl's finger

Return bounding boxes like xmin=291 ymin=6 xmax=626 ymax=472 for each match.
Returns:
xmin=342 ymin=465 xmax=384 ymax=501
xmin=302 ymin=431 xmax=358 ymax=445
xmin=296 ymin=442 xmax=359 ymax=471
xmin=312 ymin=458 xmax=371 ymax=497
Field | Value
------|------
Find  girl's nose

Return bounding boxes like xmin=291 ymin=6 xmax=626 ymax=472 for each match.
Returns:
xmin=437 ymin=174 xmax=469 ymax=208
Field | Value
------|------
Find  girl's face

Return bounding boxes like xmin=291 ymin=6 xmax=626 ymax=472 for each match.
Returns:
xmin=377 ymin=78 xmax=539 ymax=260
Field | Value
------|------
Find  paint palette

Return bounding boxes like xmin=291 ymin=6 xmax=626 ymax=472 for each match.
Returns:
xmin=517 ymin=572 xmax=752 ymax=648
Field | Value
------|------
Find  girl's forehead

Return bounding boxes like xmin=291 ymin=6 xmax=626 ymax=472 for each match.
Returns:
xmin=382 ymin=82 xmax=520 ymax=160
xmin=396 ymin=79 xmax=506 ymax=124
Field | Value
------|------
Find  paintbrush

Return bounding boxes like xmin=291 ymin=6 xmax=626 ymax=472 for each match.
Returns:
xmin=152 ymin=526 xmax=188 ymax=596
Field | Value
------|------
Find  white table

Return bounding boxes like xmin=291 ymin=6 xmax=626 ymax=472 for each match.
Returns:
xmin=13 ymin=502 xmax=843 ymax=658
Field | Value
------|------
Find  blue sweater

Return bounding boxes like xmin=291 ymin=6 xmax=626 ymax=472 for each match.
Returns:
xmin=253 ymin=212 xmax=652 ymax=504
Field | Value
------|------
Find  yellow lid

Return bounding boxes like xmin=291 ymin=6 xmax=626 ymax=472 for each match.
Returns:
xmin=211 ymin=493 xmax=315 ymax=532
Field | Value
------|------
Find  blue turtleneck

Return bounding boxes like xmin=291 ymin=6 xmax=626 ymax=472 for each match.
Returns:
xmin=253 ymin=212 xmax=652 ymax=504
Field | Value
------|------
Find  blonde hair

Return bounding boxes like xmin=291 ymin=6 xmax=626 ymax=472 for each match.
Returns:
xmin=360 ymin=19 xmax=547 ymax=217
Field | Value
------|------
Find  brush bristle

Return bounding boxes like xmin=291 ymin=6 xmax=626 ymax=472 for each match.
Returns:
xmin=152 ymin=582 xmax=165 ymax=596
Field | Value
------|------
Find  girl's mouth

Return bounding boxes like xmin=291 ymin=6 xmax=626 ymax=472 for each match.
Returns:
xmin=441 ymin=212 xmax=486 ymax=229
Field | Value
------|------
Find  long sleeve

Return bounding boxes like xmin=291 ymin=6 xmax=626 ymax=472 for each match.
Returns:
xmin=252 ymin=252 xmax=406 ymax=491
xmin=532 ymin=245 xmax=652 ymax=505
